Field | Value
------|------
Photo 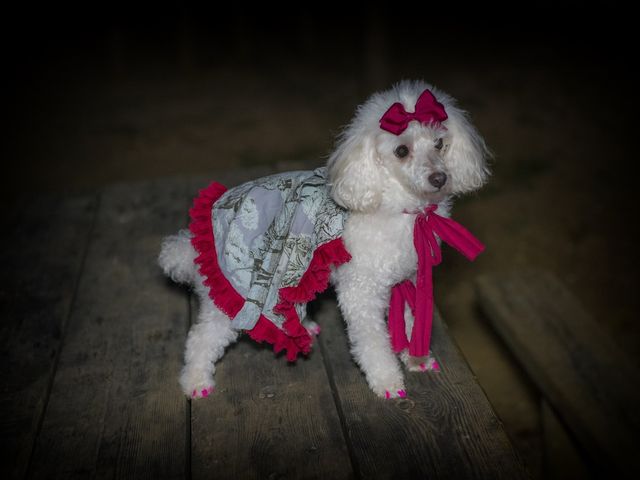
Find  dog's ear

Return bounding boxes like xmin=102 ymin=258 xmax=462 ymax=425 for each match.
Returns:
xmin=444 ymin=104 xmax=491 ymax=193
xmin=327 ymin=133 xmax=383 ymax=212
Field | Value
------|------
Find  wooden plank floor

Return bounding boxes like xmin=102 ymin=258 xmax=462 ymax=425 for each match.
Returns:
xmin=477 ymin=271 xmax=640 ymax=478
xmin=1 ymin=175 xmax=529 ymax=480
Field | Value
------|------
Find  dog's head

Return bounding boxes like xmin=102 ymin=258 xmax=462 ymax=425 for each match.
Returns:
xmin=328 ymin=80 xmax=490 ymax=212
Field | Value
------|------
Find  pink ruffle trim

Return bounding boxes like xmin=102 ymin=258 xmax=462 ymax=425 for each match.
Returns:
xmin=189 ymin=181 xmax=351 ymax=362
xmin=189 ymin=182 xmax=243 ymax=319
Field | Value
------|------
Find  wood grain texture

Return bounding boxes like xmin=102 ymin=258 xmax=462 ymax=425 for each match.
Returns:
xmin=314 ymin=294 xmax=529 ymax=480
xmin=190 ymin=321 xmax=354 ymax=480
xmin=476 ymin=270 xmax=640 ymax=479
xmin=540 ymin=399 xmax=592 ymax=480
xmin=27 ymin=179 xmax=190 ymax=479
xmin=187 ymin=173 xmax=353 ymax=480
xmin=0 ymin=195 xmax=97 ymax=480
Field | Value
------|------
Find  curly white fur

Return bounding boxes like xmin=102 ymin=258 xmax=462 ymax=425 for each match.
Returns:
xmin=159 ymin=80 xmax=489 ymax=399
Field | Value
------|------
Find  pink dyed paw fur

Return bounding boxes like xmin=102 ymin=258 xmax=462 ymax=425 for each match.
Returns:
xmin=419 ymin=359 xmax=440 ymax=372
xmin=304 ymin=321 xmax=322 ymax=336
xmin=403 ymin=353 xmax=441 ymax=373
xmin=385 ymin=389 xmax=408 ymax=399
xmin=191 ymin=386 xmax=215 ymax=399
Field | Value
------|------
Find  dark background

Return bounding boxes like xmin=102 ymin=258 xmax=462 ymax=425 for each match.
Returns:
xmin=3 ymin=5 xmax=638 ymax=193
xmin=2 ymin=4 xmax=638 ymax=477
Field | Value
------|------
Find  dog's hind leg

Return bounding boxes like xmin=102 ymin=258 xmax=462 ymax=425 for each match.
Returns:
xmin=179 ymin=288 xmax=238 ymax=399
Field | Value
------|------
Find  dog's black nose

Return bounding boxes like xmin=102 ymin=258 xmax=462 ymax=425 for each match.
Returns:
xmin=428 ymin=172 xmax=447 ymax=189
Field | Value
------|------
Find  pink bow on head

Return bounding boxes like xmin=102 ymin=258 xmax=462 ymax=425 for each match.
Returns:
xmin=379 ymin=89 xmax=448 ymax=135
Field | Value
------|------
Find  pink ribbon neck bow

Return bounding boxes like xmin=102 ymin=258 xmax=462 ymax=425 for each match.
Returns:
xmin=388 ymin=205 xmax=484 ymax=357
xmin=379 ymin=89 xmax=448 ymax=135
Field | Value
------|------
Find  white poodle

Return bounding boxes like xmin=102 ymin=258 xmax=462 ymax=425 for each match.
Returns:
xmin=159 ymin=80 xmax=489 ymax=400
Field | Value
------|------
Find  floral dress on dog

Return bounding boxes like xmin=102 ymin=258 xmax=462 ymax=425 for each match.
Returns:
xmin=189 ymin=167 xmax=351 ymax=361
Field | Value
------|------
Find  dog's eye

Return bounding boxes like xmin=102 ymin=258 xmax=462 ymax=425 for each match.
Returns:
xmin=434 ymin=138 xmax=444 ymax=150
xmin=394 ymin=145 xmax=410 ymax=158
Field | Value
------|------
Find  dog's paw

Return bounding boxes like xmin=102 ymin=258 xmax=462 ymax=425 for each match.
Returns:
xmin=384 ymin=389 xmax=408 ymax=399
xmin=303 ymin=320 xmax=321 ymax=336
xmin=368 ymin=378 xmax=406 ymax=399
xmin=361 ymin=359 xmax=406 ymax=399
xmin=183 ymin=380 xmax=215 ymax=399
xmin=417 ymin=357 xmax=440 ymax=372
xmin=190 ymin=385 xmax=215 ymax=399
xmin=401 ymin=351 xmax=441 ymax=373
xmin=180 ymin=367 xmax=216 ymax=399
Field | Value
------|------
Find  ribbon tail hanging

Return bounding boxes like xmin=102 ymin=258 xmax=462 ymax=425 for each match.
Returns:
xmin=388 ymin=280 xmax=417 ymax=353
xmin=409 ymin=252 xmax=434 ymax=357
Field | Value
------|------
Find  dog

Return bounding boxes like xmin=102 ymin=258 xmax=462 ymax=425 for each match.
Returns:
xmin=159 ymin=80 xmax=489 ymax=399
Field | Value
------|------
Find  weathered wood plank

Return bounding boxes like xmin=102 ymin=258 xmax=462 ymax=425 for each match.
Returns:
xmin=540 ymin=399 xmax=592 ymax=480
xmin=27 ymin=179 xmax=190 ymax=479
xmin=187 ymin=174 xmax=354 ymax=480
xmin=0 ymin=195 xmax=97 ymax=480
xmin=476 ymin=270 xmax=640 ymax=479
xmin=314 ymin=294 xmax=529 ymax=480
xmin=190 ymin=315 xmax=354 ymax=479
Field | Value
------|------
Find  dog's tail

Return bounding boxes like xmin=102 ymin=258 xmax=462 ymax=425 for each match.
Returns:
xmin=158 ymin=229 xmax=197 ymax=285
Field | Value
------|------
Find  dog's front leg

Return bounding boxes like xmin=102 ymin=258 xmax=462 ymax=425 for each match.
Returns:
xmin=335 ymin=271 xmax=406 ymax=399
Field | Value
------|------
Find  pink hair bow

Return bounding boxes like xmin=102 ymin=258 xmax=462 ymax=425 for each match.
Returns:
xmin=379 ymin=89 xmax=448 ymax=135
